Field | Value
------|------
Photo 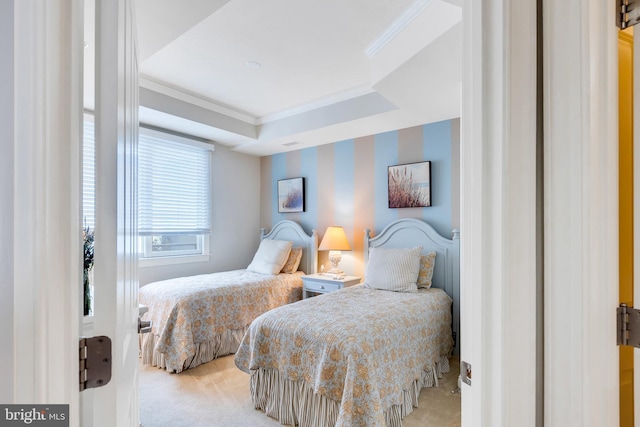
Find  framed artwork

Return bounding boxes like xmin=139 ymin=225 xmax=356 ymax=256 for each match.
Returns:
xmin=388 ymin=161 xmax=431 ymax=208
xmin=278 ymin=177 xmax=305 ymax=213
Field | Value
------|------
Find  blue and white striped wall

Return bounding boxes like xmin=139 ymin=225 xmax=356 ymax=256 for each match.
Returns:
xmin=260 ymin=118 xmax=460 ymax=277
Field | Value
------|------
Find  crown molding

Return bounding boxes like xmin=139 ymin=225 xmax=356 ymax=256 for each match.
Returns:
xmin=138 ymin=76 xmax=257 ymax=124
xmin=256 ymin=84 xmax=375 ymax=125
xmin=138 ymin=76 xmax=378 ymax=130
xmin=364 ymin=0 xmax=436 ymax=58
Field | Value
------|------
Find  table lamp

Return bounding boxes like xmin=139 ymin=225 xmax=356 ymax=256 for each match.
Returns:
xmin=318 ymin=226 xmax=351 ymax=274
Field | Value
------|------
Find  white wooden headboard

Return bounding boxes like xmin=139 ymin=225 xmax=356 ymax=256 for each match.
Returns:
xmin=364 ymin=218 xmax=460 ymax=354
xmin=261 ymin=220 xmax=318 ymax=275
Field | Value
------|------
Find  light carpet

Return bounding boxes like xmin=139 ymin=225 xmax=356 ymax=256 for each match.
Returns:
xmin=139 ymin=354 xmax=461 ymax=427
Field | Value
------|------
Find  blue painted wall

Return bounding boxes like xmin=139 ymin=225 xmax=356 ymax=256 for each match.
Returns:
xmin=260 ymin=118 xmax=460 ymax=276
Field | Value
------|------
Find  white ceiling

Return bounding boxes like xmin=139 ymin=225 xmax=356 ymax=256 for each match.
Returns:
xmin=88 ymin=0 xmax=462 ymax=157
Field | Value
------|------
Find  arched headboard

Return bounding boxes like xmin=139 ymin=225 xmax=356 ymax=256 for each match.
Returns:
xmin=261 ymin=220 xmax=318 ymax=275
xmin=364 ymin=218 xmax=460 ymax=354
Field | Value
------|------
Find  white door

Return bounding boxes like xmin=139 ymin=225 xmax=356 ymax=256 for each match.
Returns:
xmin=543 ymin=1 xmax=619 ymax=425
xmin=6 ymin=1 xmax=137 ymax=426
xmin=82 ymin=0 xmax=139 ymax=426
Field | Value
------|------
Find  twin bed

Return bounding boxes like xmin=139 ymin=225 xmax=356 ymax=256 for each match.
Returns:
xmin=140 ymin=218 xmax=460 ymax=427
xmin=139 ymin=220 xmax=318 ymax=373
xmin=235 ymin=218 xmax=460 ymax=427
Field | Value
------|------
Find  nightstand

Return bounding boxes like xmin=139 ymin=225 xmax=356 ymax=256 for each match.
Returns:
xmin=302 ymin=274 xmax=361 ymax=299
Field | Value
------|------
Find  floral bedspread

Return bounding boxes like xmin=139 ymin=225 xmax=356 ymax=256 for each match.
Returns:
xmin=139 ymin=270 xmax=303 ymax=372
xmin=234 ymin=284 xmax=453 ymax=427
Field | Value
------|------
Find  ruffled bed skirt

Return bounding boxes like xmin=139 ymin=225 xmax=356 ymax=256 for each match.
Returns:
xmin=249 ymin=355 xmax=451 ymax=427
xmin=140 ymin=326 xmax=249 ymax=373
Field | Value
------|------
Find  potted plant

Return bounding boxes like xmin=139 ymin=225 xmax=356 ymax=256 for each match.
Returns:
xmin=83 ymin=226 xmax=94 ymax=316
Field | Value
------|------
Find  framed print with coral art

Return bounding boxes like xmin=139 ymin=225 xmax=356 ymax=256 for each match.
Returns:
xmin=388 ymin=161 xmax=431 ymax=208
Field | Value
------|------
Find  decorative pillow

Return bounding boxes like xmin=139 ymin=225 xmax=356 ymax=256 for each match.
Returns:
xmin=363 ymin=246 xmax=422 ymax=292
xmin=246 ymin=239 xmax=292 ymax=275
xmin=417 ymin=251 xmax=437 ymax=289
xmin=280 ymin=247 xmax=303 ymax=274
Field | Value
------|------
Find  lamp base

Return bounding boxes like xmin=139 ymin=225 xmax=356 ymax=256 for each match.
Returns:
xmin=328 ymin=250 xmax=343 ymax=275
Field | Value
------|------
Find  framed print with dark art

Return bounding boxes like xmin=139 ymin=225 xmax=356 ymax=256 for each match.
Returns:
xmin=388 ymin=161 xmax=431 ymax=208
xmin=278 ymin=177 xmax=305 ymax=213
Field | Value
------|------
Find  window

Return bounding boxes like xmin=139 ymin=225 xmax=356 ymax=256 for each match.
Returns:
xmin=83 ymin=115 xmax=95 ymax=230
xmin=138 ymin=126 xmax=213 ymax=262
xmin=83 ymin=115 xmax=96 ymax=316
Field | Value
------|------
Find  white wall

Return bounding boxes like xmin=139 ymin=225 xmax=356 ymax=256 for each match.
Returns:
xmin=139 ymin=143 xmax=262 ymax=286
xmin=0 ymin=0 xmax=14 ymax=404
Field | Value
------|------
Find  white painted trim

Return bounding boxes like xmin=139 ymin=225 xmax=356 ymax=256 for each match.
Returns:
xmin=139 ymin=254 xmax=210 ymax=268
xmin=543 ymin=1 xmax=619 ymax=425
xmin=140 ymin=75 xmax=380 ymax=128
xmin=500 ymin=0 xmax=539 ymax=424
xmin=139 ymin=125 xmax=215 ymax=151
xmin=0 ymin=0 xmax=15 ymax=404
xmin=364 ymin=0 xmax=436 ymax=57
xmin=257 ymin=84 xmax=375 ymax=125
xmin=11 ymin=0 xmax=83 ymax=424
xmin=461 ymin=0 xmax=539 ymax=425
xmin=86 ymin=1 xmax=139 ymax=426
xmin=460 ymin=1 xmax=482 ymax=423
xmin=139 ymin=76 xmax=257 ymax=124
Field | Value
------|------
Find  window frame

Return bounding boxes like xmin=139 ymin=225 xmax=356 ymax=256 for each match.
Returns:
xmin=136 ymin=125 xmax=214 ymax=266
xmin=138 ymin=234 xmax=210 ymax=267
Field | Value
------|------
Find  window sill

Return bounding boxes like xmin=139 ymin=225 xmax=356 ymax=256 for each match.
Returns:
xmin=139 ymin=254 xmax=210 ymax=268
xmin=83 ymin=315 xmax=94 ymax=333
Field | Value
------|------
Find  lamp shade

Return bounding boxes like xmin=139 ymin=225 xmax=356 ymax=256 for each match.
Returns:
xmin=318 ymin=226 xmax=351 ymax=251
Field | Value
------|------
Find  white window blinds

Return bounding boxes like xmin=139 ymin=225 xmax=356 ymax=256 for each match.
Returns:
xmin=83 ymin=117 xmax=95 ymax=229
xmin=138 ymin=127 xmax=213 ymax=236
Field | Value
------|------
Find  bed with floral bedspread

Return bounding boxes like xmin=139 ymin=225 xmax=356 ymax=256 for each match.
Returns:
xmin=235 ymin=218 xmax=459 ymax=427
xmin=139 ymin=220 xmax=318 ymax=374
xmin=234 ymin=284 xmax=453 ymax=427
xmin=140 ymin=269 xmax=304 ymax=373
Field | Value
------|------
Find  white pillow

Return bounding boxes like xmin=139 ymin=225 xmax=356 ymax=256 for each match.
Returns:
xmin=363 ymin=246 xmax=422 ymax=292
xmin=247 ymin=239 xmax=293 ymax=275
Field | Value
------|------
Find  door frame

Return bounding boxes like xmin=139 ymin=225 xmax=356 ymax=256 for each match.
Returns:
xmin=461 ymin=0 xmax=539 ymax=425
xmin=7 ymin=0 xmax=84 ymax=421
xmin=0 ymin=0 xmax=16 ymax=404
xmin=461 ymin=0 xmax=620 ymax=425
xmin=3 ymin=0 xmax=622 ymax=426
xmin=85 ymin=0 xmax=140 ymax=426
